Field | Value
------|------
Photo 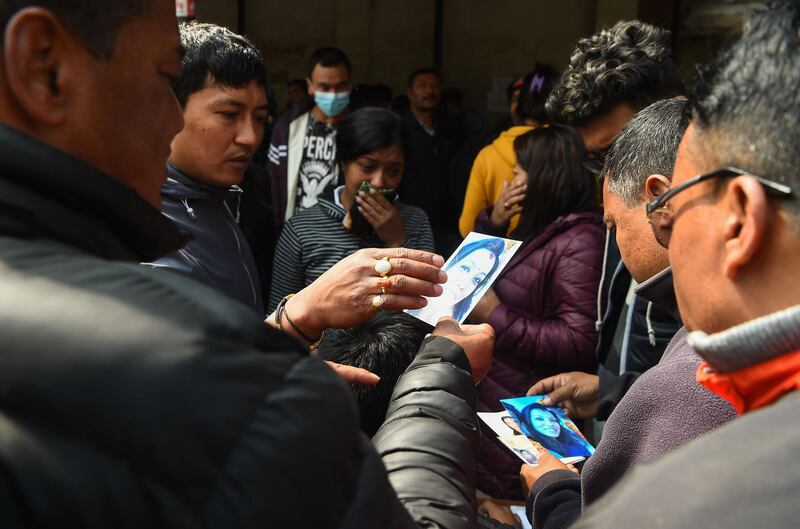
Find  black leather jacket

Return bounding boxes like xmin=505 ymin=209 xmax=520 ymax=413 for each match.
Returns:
xmin=0 ymin=124 xmax=481 ymax=529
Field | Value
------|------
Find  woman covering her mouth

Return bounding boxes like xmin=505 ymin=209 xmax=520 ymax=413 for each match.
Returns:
xmin=268 ymin=107 xmax=435 ymax=311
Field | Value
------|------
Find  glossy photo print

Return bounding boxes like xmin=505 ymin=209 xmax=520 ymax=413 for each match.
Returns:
xmin=498 ymin=435 xmax=541 ymax=465
xmin=406 ymin=232 xmax=520 ymax=326
xmin=500 ymin=395 xmax=595 ymax=460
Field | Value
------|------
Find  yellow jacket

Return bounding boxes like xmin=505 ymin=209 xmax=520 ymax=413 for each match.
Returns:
xmin=458 ymin=125 xmax=533 ymax=236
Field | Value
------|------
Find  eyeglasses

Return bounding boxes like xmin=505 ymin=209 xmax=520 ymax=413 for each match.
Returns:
xmin=646 ymin=166 xmax=794 ymax=248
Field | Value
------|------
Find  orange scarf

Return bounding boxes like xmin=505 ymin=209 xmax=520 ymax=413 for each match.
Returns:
xmin=696 ymin=348 xmax=800 ymax=415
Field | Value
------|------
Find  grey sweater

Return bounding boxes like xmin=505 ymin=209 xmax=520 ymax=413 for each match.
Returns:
xmin=527 ymin=268 xmax=736 ymax=528
xmin=573 ymin=304 xmax=800 ymax=529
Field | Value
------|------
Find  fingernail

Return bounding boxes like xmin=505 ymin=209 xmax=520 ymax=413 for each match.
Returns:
xmin=438 ymin=270 xmax=447 ymax=282
xmin=542 ymin=397 xmax=553 ymax=406
xmin=433 ymin=255 xmax=445 ymax=267
xmin=433 ymin=284 xmax=443 ymax=295
xmin=369 ymin=188 xmax=376 ymax=194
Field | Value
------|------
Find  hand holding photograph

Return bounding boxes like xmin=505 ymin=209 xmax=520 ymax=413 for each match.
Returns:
xmin=406 ymin=232 xmax=520 ymax=326
xmin=500 ymin=395 xmax=595 ymax=460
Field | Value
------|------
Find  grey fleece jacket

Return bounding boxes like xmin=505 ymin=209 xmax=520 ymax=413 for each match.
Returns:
xmin=527 ymin=267 xmax=736 ymax=529
xmin=572 ymin=305 xmax=800 ymax=529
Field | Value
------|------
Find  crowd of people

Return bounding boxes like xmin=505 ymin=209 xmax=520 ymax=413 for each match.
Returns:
xmin=1 ymin=0 xmax=800 ymax=528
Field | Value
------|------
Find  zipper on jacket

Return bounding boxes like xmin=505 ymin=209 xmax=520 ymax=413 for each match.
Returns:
xmin=224 ymin=212 xmax=258 ymax=307
xmin=182 ymin=199 xmax=197 ymax=220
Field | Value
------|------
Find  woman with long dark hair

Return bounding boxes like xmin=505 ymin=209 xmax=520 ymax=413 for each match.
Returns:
xmin=469 ymin=125 xmax=604 ymax=498
xmin=269 ymin=107 xmax=434 ymax=310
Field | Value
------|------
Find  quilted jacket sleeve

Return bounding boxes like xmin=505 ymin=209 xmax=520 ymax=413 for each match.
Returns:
xmin=372 ymin=336 xmax=480 ymax=529
xmin=487 ymin=225 xmax=603 ymax=372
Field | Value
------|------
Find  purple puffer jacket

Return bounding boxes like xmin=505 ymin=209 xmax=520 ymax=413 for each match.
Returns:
xmin=473 ymin=208 xmax=604 ymax=499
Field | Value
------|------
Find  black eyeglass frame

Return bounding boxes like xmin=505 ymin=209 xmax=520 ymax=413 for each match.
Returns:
xmin=646 ymin=166 xmax=794 ymax=217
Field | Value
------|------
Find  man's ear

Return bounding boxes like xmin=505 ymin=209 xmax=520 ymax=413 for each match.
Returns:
xmin=3 ymin=8 xmax=73 ymax=125
xmin=722 ymin=176 xmax=769 ymax=278
xmin=644 ymin=174 xmax=672 ymax=201
xmin=306 ymin=77 xmax=314 ymax=97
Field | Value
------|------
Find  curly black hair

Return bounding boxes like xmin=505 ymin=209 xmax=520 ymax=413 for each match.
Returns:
xmin=546 ymin=20 xmax=684 ymax=126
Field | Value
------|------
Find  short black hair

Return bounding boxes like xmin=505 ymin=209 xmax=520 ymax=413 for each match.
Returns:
xmin=546 ymin=20 xmax=685 ymax=126
xmin=287 ymin=78 xmax=307 ymax=90
xmin=407 ymin=67 xmax=441 ymax=89
xmin=307 ymin=47 xmax=351 ymax=78
xmin=689 ymin=1 xmax=800 ymax=207
xmin=515 ymin=64 xmax=560 ymax=125
xmin=336 ymin=107 xmax=404 ymax=163
xmin=605 ymin=98 xmax=689 ymax=206
xmin=512 ymin=125 xmax=597 ymax=240
xmin=316 ymin=311 xmax=429 ymax=437
xmin=0 ymin=0 xmax=151 ymax=58
xmin=172 ymin=21 xmax=267 ymax=108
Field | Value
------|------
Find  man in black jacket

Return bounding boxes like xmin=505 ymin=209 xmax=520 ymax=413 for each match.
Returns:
xmin=400 ymin=68 xmax=463 ymax=254
xmin=147 ymin=21 xmax=268 ymax=313
xmin=267 ymin=47 xmax=352 ymax=231
xmin=0 ymin=1 xmax=494 ymax=528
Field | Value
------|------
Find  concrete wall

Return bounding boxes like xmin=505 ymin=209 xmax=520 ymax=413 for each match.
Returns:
xmin=442 ymin=0 xmax=596 ymax=118
xmin=190 ymin=0 xmax=731 ymax=116
xmin=194 ymin=0 xmax=237 ymax=33
xmin=191 ymin=0 xmax=597 ymax=117
xmin=241 ymin=0 xmax=435 ymax=103
xmin=595 ymin=0 xmax=638 ymax=29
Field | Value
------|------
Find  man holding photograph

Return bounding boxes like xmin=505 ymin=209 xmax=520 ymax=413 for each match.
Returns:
xmin=517 ymin=100 xmax=735 ymax=529
xmin=0 ymin=2 xmax=496 ymax=528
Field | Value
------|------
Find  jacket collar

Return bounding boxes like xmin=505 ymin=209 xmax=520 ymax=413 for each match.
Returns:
xmin=688 ymin=305 xmax=800 ymax=373
xmin=317 ymin=187 xmax=346 ymax=221
xmin=163 ymin=163 xmax=232 ymax=202
xmin=0 ymin=124 xmax=185 ymax=262
xmin=634 ymin=266 xmax=680 ymax=320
